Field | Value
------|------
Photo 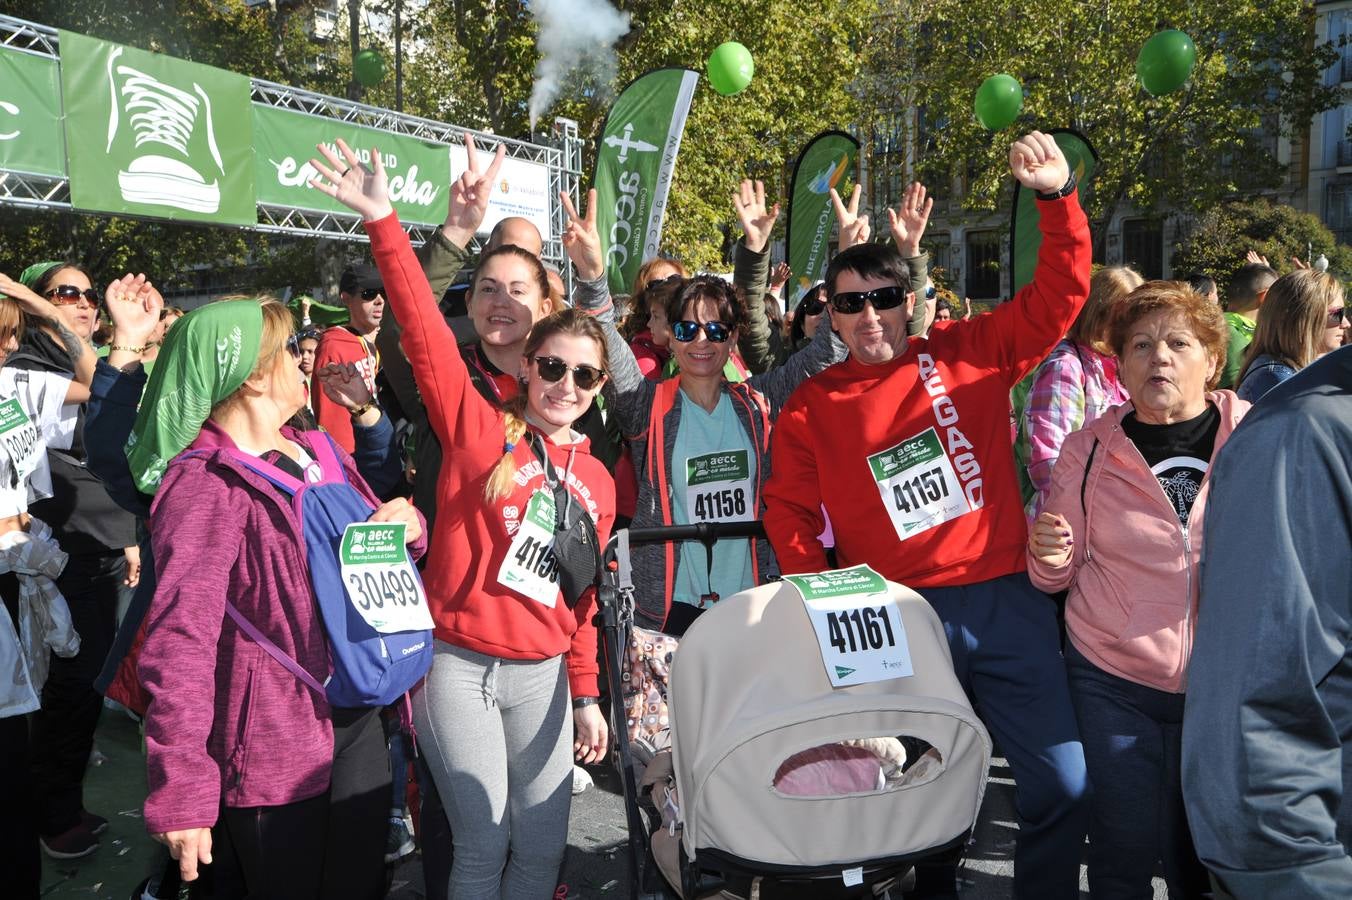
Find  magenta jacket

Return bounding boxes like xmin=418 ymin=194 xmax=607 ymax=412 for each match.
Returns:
xmin=138 ymin=421 xmax=427 ymax=834
xmin=1027 ymin=391 xmax=1248 ymax=693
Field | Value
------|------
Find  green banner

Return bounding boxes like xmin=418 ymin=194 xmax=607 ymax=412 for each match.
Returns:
xmin=59 ymin=30 xmax=255 ymax=225
xmin=0 ymin=47 xmax=66 ymax=178
xmin=594 ymin=68 xmax=700 ymax=295
xmin=253 ymin=106 xmax=449 ymax=227
xmin=785 ymin=130 xmax=858 ymax=307
xmin=1009 ymin=130 xmax=1098 ymax=293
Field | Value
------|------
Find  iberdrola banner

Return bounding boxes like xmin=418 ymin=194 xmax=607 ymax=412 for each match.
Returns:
xmin=785 ymin=130 xmax=859 ymax=307
xmin=59 ymin=29 xmax=256 ymax=226
xmin=594 ymin=68 xmax=699 ymax=295
xmin=1008 ymin=129 xmax=1098 ymax=293
xmin=0 ymin=46 xmax=66 ymax=178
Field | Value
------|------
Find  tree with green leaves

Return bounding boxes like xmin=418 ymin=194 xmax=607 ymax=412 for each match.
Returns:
xmin=858 ymin=0 xmax=1341 ymax=257
xmin=1171 ymin=199 xmax=1352 ymax=294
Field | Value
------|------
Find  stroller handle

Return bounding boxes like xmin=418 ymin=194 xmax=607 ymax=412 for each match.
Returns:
xmin=611 ymin=521 xmax=767 ymax=549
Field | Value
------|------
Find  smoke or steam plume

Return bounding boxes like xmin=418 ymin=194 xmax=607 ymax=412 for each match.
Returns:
xmin=528 ymin=0 xmax=630 ymax=130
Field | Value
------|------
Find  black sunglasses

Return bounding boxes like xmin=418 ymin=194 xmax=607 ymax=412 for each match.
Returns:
xmin=533 ymin=355 xmax=605 ymax=390
xmin=798 ymin=295 xmax=825 ymax=316
xmin=286 ymin=335 xmax=302 ymax=359
xmin=360 ymin=288 xmax=384 ymax=301
xmin=829 ymin=285 xmax=909 ymax=315
xmin=1330 ymin=306 xmax=1347 ymax=326
xmin=671 ymin=320 xmax=732 ymax=343
xmin=45 ymin=285 xmax=100 ymax=306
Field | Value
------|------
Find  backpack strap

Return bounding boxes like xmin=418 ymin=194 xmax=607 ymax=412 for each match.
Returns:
xmin=305 ymin=431 xmax=349 ymax=484
xmin=224 ymin=602 xmax=326 ymax=697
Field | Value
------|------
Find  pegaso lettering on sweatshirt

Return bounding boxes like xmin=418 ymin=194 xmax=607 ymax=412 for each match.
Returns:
xmin=916 ymin=353 xmax=984 ymax=509
xmin=511 ymin=459 xmax=601 ymax=517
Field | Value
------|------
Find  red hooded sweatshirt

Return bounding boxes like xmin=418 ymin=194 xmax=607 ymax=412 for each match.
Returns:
xmin=365 ymin=212 xmax=614 ymax=697
xmin=764 ymin=193 xmax=1091 ymax=588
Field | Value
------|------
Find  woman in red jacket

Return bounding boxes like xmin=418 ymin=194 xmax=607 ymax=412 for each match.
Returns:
xmin=312 ymin=139 xmax=613 ymax=899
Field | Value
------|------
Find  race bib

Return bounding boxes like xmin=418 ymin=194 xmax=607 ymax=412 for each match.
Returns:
xmin=497 ymin=489 xmax=561 ymax=608
xmin=338 ymin=522 xmax=433 ymax=634
xmin=867 ymin=428 xmax=973 ymax=541
xmin=0 ymin=398 xmax=43 ymax=483
xmin=783 ymin=565 xmax=912 ymax=688
xmin=684 ymin=449 xmax=754 ymax=523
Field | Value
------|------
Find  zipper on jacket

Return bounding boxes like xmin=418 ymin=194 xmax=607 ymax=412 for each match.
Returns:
xmin=1180 ymin=522 xmax=1192 ymax=688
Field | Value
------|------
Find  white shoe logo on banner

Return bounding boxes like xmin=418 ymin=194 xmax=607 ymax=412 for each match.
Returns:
xmin=0 ymin=101 xmax=20 ymax=141
xmin=105 ymin=46 xmax=224 ymax=213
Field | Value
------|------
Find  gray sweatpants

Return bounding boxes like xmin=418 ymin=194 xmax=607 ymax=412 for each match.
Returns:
xmin=413 ymin=640 xmax=573 ymax=900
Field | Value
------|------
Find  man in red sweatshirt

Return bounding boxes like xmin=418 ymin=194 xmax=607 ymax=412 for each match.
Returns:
xmin=764 ymin=132 xmax=1091 ymax=900
xmin=312 ymin=263 xmax=384 ymax=452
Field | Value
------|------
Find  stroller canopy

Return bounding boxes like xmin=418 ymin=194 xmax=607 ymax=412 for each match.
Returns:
xmin=669 ymin=578 xmax=992 ymax=871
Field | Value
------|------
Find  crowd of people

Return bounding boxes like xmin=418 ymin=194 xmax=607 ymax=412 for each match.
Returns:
xmin=0 ymin=126 xmax=1348 ymax=900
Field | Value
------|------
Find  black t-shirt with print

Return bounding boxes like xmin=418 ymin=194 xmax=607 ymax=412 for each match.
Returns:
xmin=1122 ymin=404 xmax=1220 ymax=525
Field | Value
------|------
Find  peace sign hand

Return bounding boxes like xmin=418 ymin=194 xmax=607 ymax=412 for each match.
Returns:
xmin=440 ymin=134 xmax=507 ymax=249
xmin=308 ymin=138 xmax=393 ymax=222
xmin=733 ymin=179 xmax=780 ymax=254
xmin=561 ymin=188 xmax=604 ymax=281
xmin=830 ymin=184 xmax=870 ymax=252
xmin=888 ymin=182 xmax=933 ymax=258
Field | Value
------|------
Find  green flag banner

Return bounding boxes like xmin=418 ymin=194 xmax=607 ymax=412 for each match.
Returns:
xmin=594 ymin=68 xmax=700 ymax=295
xmin=253 ymin=106 xmax=449 ymax=227
xmin=59 ymin=30 xmax=256 ymax=225
xmin=785 ymin=130 xmax=858 ymax=307
xmin=1009 ymin=130 xmax=1098 ymax=294
xmin=0 ymin=47 xmax=66 ymax=178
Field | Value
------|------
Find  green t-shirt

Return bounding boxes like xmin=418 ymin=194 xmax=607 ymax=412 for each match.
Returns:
xmin=1220 ymin=312 xmax=1256 ymax=390
xmin=670 ymin=391 xmax=757 ymax=607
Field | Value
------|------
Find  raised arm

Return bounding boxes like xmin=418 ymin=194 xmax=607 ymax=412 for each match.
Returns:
xmin=0 ymin=272 xmax=96 ymax=402
xmin=747 ymin=303 xmax=847 ymax=416
xmin=888 ymin=182 xmax=934 ymax=337
xmin=731 ymin=179 xmax=781 ymax=373
xmin=309 ymin=139 xmax=494 ymax=450
xmin=561 ymin=189 xmax=655 ymax=437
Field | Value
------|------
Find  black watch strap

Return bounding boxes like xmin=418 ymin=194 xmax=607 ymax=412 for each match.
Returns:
xmin=1036 ymin=172 xmax=1078 ymax=202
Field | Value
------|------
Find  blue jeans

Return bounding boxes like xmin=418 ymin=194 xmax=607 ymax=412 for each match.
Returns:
xmin=1066 ymin=642 xmax=1209 ymax=899
xmin=916 ymin=572 xmax=1090 ymax=900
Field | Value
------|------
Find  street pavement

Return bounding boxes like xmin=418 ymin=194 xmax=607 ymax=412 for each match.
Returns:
xmin=44 ymin=714 xmax=1169 ymax=899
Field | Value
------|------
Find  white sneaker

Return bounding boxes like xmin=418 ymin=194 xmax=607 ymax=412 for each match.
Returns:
xmin=571 ymin=765 xmax=593 ymax=795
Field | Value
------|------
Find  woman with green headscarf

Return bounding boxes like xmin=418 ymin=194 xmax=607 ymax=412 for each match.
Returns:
xmin=129 ymin=295 xmax=427 ymax=899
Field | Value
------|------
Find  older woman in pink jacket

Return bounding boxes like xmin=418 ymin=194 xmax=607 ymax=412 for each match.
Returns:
xmin=1027 ymin=281 xmax=1249 ymax=900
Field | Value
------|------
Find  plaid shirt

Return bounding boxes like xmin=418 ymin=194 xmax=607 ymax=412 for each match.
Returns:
xmin=1022 ymin=340 xmax=1129 ymax=519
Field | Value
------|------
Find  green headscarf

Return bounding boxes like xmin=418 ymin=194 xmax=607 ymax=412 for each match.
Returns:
xmin=126 ymin=299 xmax=265 ymax=494
xmin=18 ymin=260 xmax=63 ymax=290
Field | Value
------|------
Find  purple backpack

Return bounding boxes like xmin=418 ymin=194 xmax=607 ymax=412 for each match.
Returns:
xmin=219 ymin=434 xmax=432 ymax=708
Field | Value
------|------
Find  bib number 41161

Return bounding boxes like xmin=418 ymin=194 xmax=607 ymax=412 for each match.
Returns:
xmin=825 ymin=605 xmax=897 ymax=654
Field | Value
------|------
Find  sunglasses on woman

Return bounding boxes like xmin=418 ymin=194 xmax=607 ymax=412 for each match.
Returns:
xmin=45 ymin=285 xmax=100 ymax=307
xmin=798 ymin=295 xmax=826 ymax=317
xmin=533 ymin=355 xmax=605 ymax=390
xmin=1329 ymin=306 xmax=1347 ymax=326
xmin=671 ymin=320 xmax=732 ymax=343
xmin=286 ymin=334 xmax=302 ymax=359
xmin=829 ymin=285 xmax=909 ymax=315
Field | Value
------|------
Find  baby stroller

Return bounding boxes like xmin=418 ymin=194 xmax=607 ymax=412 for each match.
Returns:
xmin=596 ymin=524 xmax=993 ymax=899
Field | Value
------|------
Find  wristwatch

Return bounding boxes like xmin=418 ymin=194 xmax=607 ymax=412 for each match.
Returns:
xmin=349 ymin=401 xmax=375 ymax=418
xmin=1036 ymin=172 xmax=1078 ymax=202
xmin=571 ymin=696 xmax=599 ymax=709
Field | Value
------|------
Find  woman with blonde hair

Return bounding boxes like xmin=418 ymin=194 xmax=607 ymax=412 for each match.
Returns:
xmin=313 ymin=138 xmax=615 ymax=899
xmin=132 ymin=295 xmax=425 ymax=898
xmin=1236 ymin=268 xmax=1348 ymax=402
xmin=1020 ymin=265 xmax=1143 ymax=519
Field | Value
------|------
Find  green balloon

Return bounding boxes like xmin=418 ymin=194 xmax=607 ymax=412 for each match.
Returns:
xmin=354 ymin=48 xmax=385 ymax=87
xmin=706 ymin=42 xmax=754 ymax=96
xmin=1137 ymin=29 xmax=1196 ymax=96
xmin=974 ymin=74 xmax=1023 ymax=131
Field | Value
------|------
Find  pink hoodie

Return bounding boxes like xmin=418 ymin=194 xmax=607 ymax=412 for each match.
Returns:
xmin=1026 ymin=392 xmax=1248 ymax=693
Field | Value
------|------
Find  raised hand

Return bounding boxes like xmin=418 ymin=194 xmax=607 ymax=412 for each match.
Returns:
xmin=442 ymin=134 xmax=507 ymax=248
xmin=1009 ymin=131 xmax=1070 ymax=195
xmin=1029 ymin=511 xmax=1074 ymax=568
xmin=560 ymin=188 xmax=604 ymax=281
xmin=104 ymin=272 xmax=162 ymax=346
xmin=830 ymin=184 xmax=870 ymax=251
xmin=316 ymin=361 xmax=375 ymax=409
xmin=1244 ymin=250 xmax=1270 ymax=268
xmin=308 ymin=138 xmax=393 ymax=222
xmin=733 ymin=179 xmax=780 ymax=255
xmin=769 ymin=261 xmax=791 ymax=293
xmin=888 ymin=182 xmax=933 ymax=258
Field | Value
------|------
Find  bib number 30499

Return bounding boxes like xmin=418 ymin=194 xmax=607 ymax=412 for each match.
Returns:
xmin=338 ymin=522 xmax=433 ymax=634
xmin=783 ymin=565 xmax=913 ymax=688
